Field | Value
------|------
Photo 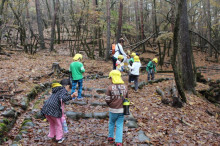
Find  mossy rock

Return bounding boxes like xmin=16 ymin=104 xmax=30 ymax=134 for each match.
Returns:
xmin=3 ymin=118 xmax=10 ymax=125
xmin=27 ymin=85 xmax=44 ymax=100
xmin=21 ymin=120 xmax=32 ymax=127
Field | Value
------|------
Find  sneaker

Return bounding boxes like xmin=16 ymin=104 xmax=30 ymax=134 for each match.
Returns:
xmin=116 ymin=143 xmax=122 ymax=146
xmin=107 ymin=137 xmax=114 ymax=144
xmin=57 ymin=137 xmax=65 ymax=143
xmin=77 ymin=97 xmax=84 ymax=100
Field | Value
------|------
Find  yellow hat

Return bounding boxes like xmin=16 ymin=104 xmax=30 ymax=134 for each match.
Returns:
xmin=108 ymin=70 xmax=124 ymax=84
xmin=131 ymin=52 xmax=136 ymax=57
xmin=73 ymin=54 xmax=83 ymax=61
xmin=134 ymin=56 xmax=140 ymax=62
xmin=52 ymin=83 xmax=62 ymax=88
xmin=152 ymin=58 xmax=158 ymax=64
xmin=118 ymin=55 xmax=124 ymax=59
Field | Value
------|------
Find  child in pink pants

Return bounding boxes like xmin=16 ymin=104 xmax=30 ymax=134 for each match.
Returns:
xmin=41 ymin=79 xmax=77 ymax=143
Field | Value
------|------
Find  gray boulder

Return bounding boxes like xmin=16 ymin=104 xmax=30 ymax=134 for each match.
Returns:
xmin=66 ymin=111 xmax=84 ymax=120
xmin=93 ymin=112 xmax=108 ymax=119
xmin=90 ymin=102 xmax=107 ymax=106
xmin=72 ymin=101 xmax=87 ymax=105
xmin=34 ymin=111 xmax=45 ymax=119
xmin=21 ymin=97 xmax=29 ymax=110
xmin=82 ymin=113 xmax=93 ymax=119
xmin=138 ymin=130 xmax=150 ymax=142
xmin=2 ymin=109 xmax=15 ymax=118
xmin=94 ymin=95 xmax=104 ymax=99
xmin=24 ymin=122 xmax=34 ymax=127
xmin=95 ymin=89 xmax=107 ymax=94
xmin=126 ymin=121 xmax=138 ymax=128
xmin=14 ymin=134 xmax=22 ymax=142
xmin=0 ymin=105 xmax=5 ymax=111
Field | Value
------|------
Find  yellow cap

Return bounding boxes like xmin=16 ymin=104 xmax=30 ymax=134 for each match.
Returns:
xmin=52 ymin=83 xmax=62 ymax=88
xmin=131 ymin=52 xmax=136 ymax=57
xmin=73 ymin=54 xmax=83 ymax=61
xmin=152 ymin=58 xmax=158 ymax=64
xmin=134 ymin=56 xmax=140 ymax=62
xmin=108 ymin=70 xmax=124 ymax=84
xmin=118 ymin=55 xmax=124 ymax=60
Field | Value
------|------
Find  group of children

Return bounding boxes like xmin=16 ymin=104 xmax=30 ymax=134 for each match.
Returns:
xmin=41 ymin=50 xmax=158 ymax=145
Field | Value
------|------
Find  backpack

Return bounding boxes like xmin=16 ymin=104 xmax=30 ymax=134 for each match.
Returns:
xmin=109 ymin=44 xmax=116 ymax=55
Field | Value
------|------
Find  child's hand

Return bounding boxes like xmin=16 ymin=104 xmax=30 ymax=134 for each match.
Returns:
xmin=71 ymin=92 xmax=78 ymax=98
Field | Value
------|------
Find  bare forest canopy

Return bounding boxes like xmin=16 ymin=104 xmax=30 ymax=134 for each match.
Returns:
xmin=0 ymin=0 xmax=219 ymax=59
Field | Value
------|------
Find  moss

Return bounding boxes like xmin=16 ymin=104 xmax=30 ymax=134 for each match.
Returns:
xmin=33 ymin=100 xmax=41 ymax=109
xmin=3 ymin=118 xmax=10 ymax=125
xmin=21 ymin=120 xmax=32 ymax=127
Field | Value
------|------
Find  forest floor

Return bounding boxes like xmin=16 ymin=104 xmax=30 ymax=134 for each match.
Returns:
xmin=0 ymin=45 xmax=220 ymax=145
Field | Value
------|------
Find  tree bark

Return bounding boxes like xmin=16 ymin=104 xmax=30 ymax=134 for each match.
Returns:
xmin=35 ymin=0 xmax=45 ymax=49
xmin=206 ymin=0 xmax=212 ymax=57
xmin=179 ymin=0 xmax=195 ymax=92
xmin=105 ymin=0 xmax=111 ymax=61
xmin=0 ymin=0 xmax=7 ymax=51
xmin=134 ymin=0 xmax=139 ymax=41
xmin=50 ymin=0 xmax=59 ymax=52
xmin=116 ymin=0 xmax=123 ymax=43
xmin=140 ymin=0 xmax=145 ymax=52
xmin=171 ymin=0 xmax=187 ymax=103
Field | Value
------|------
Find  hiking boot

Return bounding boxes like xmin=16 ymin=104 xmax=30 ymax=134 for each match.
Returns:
xmin=116 ymin=143 xmax=122 ymax=146
xmin=107 ymin=137 xmax=114 ymax=144
xmin=57 ymin=137 xmax=65 ymax=143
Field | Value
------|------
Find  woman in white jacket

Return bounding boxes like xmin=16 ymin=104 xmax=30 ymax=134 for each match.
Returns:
xmin=128 ymin=56 xmax=141 ymax=91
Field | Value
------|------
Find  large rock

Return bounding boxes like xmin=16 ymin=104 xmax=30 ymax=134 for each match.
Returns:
xmin=21 ymin=97 xmax=29 ymax=110
xmin=34 ymin=111 xmax=45 ymax=119
xmin=90 ymin=102 xmax=107 ymax=106
xmin=72 ymin=101 xmax=87 ymax=105
xmin=0 ymin=105 xmax=5 ymax=111
xmin=2 ymin=109 xmax=15 ymax=118
xmin=131 ymin=82 xmax=146 ymax=89
xmin=94 ymin=95 xmax=105 ymax=99
xmin=23 ymin=122 xmax=34 ymax=127
xmin=81 ymin=94 xmax=92 ymax=98
xmin=66 ymin=111 xmax=84 ymax=120
xmin=138 ymin=130 xmax=150 ymax=142
xmin=95 ymin=89 xmax=107 ymax=94
xmin=124 ymin=114 xmax=137 ymax=122
xmin=82 ymin=113 xmax=93 ymax=119
xmin=14 ymin=134 xmax=22 ymax=142
xmin=126 ymin=121 xmax=138 ymax=128
xmin=93 ymin=112 xmax=108 ymax=119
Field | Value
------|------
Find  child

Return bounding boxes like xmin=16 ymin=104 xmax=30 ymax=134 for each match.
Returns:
xmin=129 ymin=52 xmax=136 ymax=66
xmin=116 ymin=55 xmax=124 ymax=72
xmin=41 ymin=79 xmax=77 ymax=143
xmin=69 ymin=54 xmax=85 ymax=100
xmin=105 ymin=70 xmax=128 ymax=146
xmin=146 ymin=58 xmax=158 ymax=81
xmin=128 ymin=56 xmax=141 ymax=91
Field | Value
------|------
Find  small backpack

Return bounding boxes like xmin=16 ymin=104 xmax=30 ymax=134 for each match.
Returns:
xmin=109 ymin=44 xmax=116 ymax=55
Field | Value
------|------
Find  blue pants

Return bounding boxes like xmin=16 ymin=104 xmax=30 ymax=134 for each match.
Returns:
xmin=71 ymin=79 xmax=83 ymax=99
xmin=108 ymin=112 xmax=124 ymax=143
xmin=147 ymin=69 xmax=155 ymax=81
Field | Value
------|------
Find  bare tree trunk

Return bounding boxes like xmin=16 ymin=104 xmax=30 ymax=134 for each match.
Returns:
xmin=105 ymin=0 xmax=111 ymax=61
xmin=179 ymin=0 xmax=195 ymax=92
xmin=50 ymin=0 xmax=59 ymax=52
xmin=206 ymin=0 xmax=212 ymax=57
xmin=116 ymin=0 xmax=123 ymax=43
xmin=171 ymin=0 xmax=187 ymax=103
xmin=45 ymin=0 xmax=52 ymax=21
xmin=140 ymin=0 xmax=145 ymax=52
xmin=25 ymin=0 xmax=34 ymax=37
xmin=0 ymin=0 xmax=7 ymax=50
xmin=134 ymin=0 xmax=139 ymax=41
xmin=35 ymin=0 xmax=45 ymax=49
xmin=56 ymin=0 xmax=61 ymax=44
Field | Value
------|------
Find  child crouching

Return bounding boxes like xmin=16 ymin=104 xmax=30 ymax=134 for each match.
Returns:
xmin=41 ymin=79 xmax=77 ymax=143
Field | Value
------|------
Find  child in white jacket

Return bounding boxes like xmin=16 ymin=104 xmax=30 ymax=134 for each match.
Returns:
xmin=128 ymin=56 xmax=141 ymax=91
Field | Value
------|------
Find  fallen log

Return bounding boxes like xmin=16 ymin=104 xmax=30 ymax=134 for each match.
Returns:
xmin=156 ymin=86 xmax=169 ymax=104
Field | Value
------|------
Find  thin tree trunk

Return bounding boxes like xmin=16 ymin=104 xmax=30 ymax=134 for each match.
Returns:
xmin=116 ymin=0 xmax=123 ymax=43
xmin=206 ymin=0 xmax=212 ymax=57
xmin=105 ymin=0 xmax=111 ymax=61
xmin=0 ymin=0 xmax=7 ymax=50
xmin=45 ymin=0 xmax=52 ymax=21
xmin=134 ymin=1 xmax=139 ymax=41
xmin=140 ymin=0 xmax=145 ymax=52
xmin=50 ymin=0 xmax=59 ymax=52
xmin=35 ymin=0 xmax=45 ymax=49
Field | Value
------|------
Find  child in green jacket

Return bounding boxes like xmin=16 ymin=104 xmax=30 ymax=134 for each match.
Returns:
xmin=146 ymin=58 xmax=158 ymax=81
xmin=70 ymin=54 xmax=85 ymax=100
